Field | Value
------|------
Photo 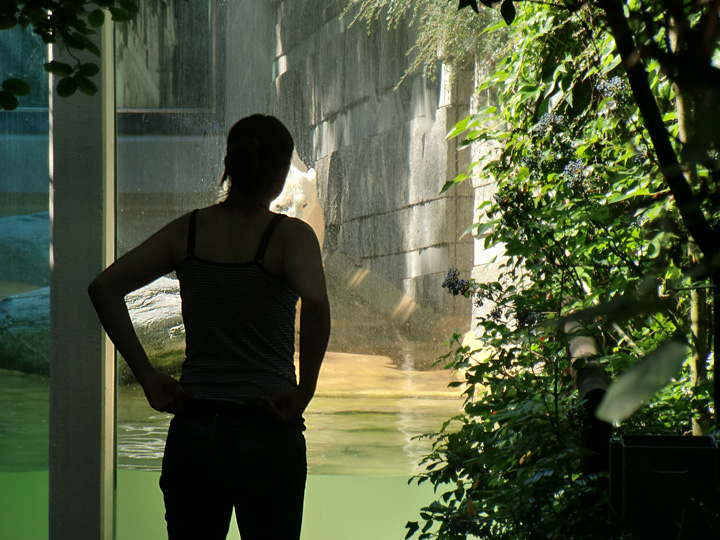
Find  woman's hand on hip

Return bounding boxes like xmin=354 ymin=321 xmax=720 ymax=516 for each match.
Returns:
xmin=259 ymin=388 xmax=310 ymax=423
xmin=140 ymin=370 xmax=189 ymax=414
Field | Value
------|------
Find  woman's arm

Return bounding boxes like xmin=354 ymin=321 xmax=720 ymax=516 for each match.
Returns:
xmin=266 ymin=218 xmax=330 ymax=420
xmin=88 ymin=215 xmax=189 ymax=413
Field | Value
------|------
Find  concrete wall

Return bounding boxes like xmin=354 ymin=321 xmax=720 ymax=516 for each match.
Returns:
xmin=270 ymin=0 xmax=475 ymax=324
xmin=467 ymin=63 xmax=505 ymax=325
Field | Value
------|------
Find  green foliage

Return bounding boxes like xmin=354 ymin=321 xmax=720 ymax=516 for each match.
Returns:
xmin=343 ymin=0 xmax=505 ymax=83
xmin=0 ymin=0 xmax=139 ymax=108
xmin=405 ymin=1 xmax=718 ymax=538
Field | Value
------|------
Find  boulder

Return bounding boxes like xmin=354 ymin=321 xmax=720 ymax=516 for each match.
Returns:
xmin=0 ymin=277 xmax=186 ymax=381
xmin=120 ymin=276 xmax=185 ymax=382
xmin=0 ymin=212 xmax=50 ymax=287
xmin=0 ymin=286 xmax=50 ymax=375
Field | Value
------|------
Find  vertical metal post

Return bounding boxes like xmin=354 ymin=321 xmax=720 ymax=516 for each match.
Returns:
xmin=49 ymin=22 xmax=115 ymax=540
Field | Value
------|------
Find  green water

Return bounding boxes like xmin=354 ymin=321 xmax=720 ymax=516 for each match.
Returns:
xmin=0 ymin=471 xmax=48 ymax=540
xmin=117 ymin=384 xmax=459 ymax=476
xmin=1 ymin=365 xmax=460 ymax=539
xmin=0 ymin=370 xmax=49 ymax=471
xmin=0 ymin=470 xmax=436 ymax=540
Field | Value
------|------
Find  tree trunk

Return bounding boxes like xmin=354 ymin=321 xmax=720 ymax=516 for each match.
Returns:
xmin=670 ymin=16 xmax=712 ymax=434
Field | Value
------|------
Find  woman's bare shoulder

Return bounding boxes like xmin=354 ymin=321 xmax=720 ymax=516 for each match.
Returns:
xmin=156 ymin=210 xmax=195 ymax=240
xmin=277 ymin=215 xmax=326 ymax=299
xmin=151 ymin=209 xmax=201 ymax=264
xmin=278 ymin=214 xmax=317 ymax=238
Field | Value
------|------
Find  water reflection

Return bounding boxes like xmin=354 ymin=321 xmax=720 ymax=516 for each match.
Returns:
xmin=116 ymin=352 xmax=461 ymax=475
xmin=0 ymin=311 xmax=461 ymax=475
xmin=0 ymin=370 xmax=49 ymax=472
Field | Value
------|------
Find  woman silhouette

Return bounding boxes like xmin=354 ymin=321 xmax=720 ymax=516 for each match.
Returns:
xmin=89 ymin=114 xmax=331 ymax=539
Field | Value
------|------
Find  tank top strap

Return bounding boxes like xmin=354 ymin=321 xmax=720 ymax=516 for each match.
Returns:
xmin=187 ymin=209 xmax=199 ymax=257
xmin=254 ymin=213 xmax=286 ymax=264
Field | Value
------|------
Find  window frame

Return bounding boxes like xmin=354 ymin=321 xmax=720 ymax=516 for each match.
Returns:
xmin=116 ymin=0 xmax=226 ymax=136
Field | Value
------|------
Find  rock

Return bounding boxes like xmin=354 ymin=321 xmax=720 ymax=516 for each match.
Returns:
xmin=0 ymin=286 xmax=50 ymax=375
xmin=0 ymin=212 xmax=50 ymax=287
xmin=0 ymin=277 xmax=186 ymax=381
xmin=120 ymin=277 xmax=185 ymax=382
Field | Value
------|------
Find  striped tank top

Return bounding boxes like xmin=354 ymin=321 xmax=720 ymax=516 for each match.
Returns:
xmin=175 ymin=210 xmax=300 ymax=405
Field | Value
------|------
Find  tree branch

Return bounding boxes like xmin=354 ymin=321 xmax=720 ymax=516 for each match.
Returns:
xmin=598 ymin=0 xmax=717 ymax=261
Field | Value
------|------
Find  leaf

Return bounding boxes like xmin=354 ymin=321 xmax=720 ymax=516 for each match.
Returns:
xmin=63 ymin=32 xmax=86 ymax=51
xmin=549 ymin=89 xmax=565 ymax=111
xmin=405 ymin=521 xmax=420 ymax=539
xmin=108 ymin=6 xmax=132 ymax=22
xmin=78 ymin=63 xmax=100 ymax=77
xmin=457 ymin=0 xmax=480 ymax=13
xmin=500 ymin=1 xmax=516 ymax=25
xmin=480 ymin=18 xmax=507 ymax=35
xmin=440 ymin=173 xmax=469 ymax=194
xmin=56 ymin=77 xmax=78 ymax=98
xmin=463 ymin=219 xmax=498 ymax=238
xmin=76 ymin=75 xmax=98 ymax=96
xmin=447 ymin=115 xmax=479 ymax=138
xmin=88 ymin=9 xmax=105 ymax=28
xmin=607 ymin=185 xmax=651 ymax=203
xmin=0 ymin=90 xmax=19 ymax=110
xmin=596 ymin=338 xmax=689 ymax=423
xmin=120 ymin=0 xmax=139 ymax=14
xmin=2 ymin=78 xmax=31 ymax=97
xmin=80 ymin=35 xmax=102 ymax=57
xmin=44 ymin=61 xmax=74 ymax=77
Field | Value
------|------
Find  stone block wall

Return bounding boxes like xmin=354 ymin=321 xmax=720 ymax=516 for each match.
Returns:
xmin=270 ymin=0 xmax=475 ymax=326
xmin=469 ymin=64 xmax=506 ymax=326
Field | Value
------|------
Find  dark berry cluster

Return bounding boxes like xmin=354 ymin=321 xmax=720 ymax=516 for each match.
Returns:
xmin=493 ymin=186 xmax=532 ymax=234
xmin=563 ymin=158 xmax=586 ymax=188
xmin=521 ymin=153 xmax=540 ymax=171
xmin=632 ymin=147 xmax=649 ymax=165
xmin=596 ymin=76 xmax=629 ymax=105
xmin=442 ymin=267 xmax=507 ymax=321
xmin=525 ymin=114 xmax=574 ymax=183
xmin=533 ymin=113 xmax=566 ymax=133
xmin=516 ymin=310 xmax=538 ymax=327
xmin=489 ymin=306 xmax=504 ymax=321
xmin=628 ymin=214 xmax=648 ymax=229
xmin=447 ymin=516 xmax=485 ymax=537
xmin=597 ymin=76 xmax=627 ymax=97
xmin=442 ymin=266 xmax=472 ymax=296
xmin=472 ymin=286 xmax=504 ymax=320
xmin=473 ymin=286 xmax=497 ymax=308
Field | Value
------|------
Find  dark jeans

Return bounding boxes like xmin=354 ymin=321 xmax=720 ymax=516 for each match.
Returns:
xmin=160 ymin=401 xmax=307 ymax=540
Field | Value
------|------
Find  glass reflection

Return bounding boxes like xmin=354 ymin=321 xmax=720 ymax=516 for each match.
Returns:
xmin=114 ymin=2 xmax=461 ymax=538
xmin=116 ymin=0 xmax=215 ymax=110
xmin=0 ymin=24 xmax=50 ymax=540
